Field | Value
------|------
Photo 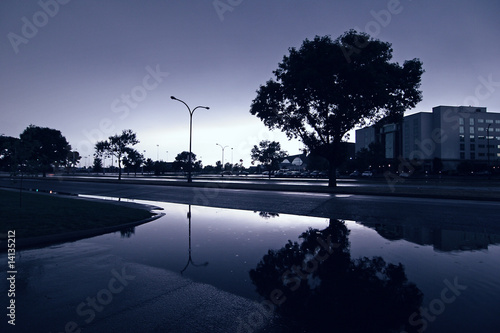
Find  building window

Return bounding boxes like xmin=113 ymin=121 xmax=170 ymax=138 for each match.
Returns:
xmin=479 ymin=144 xmax=485 ymax=148
xmin=496 ymin=128 xmax=500 ymax=132
xmin=478 ymin=136 xmax=485 ymax=140
xmin=459 ymin=126 xmax=464 ymax=134
xmin=460 ymin=152 xmax=465 ymax=159
xmin=460 ymin=135 xmax=465 ymax=142
xmin=460 ymin=143 xmax=465 ymax=151
xmin=470 ymin=135 xmax=475 ymax=142
xmin=469 ymin=118 xmax=474 ymax=125
xmin=479 ymin=153 xmax=485 ymax=157
xmin=478 ymin=127 xmax=484 ymax=132
xmin=470 ymin=127 xmax=475 ymax=134
xmin=497 ymin=153 xmax=500 ymax=158
xmin=496 ymin=120 xmax=500 ymax=124
xmin=470 ymin=153 xmax=475 ymax=160
xmin=486 ymin=119 xmax=494 ymax=124
xmin=478 ymin=119 xmax=484 ymax=123
xmin=496 ymin=137 xmax=500 ymax=141
xmin=470 ymin=144 xmax=475 ymax=150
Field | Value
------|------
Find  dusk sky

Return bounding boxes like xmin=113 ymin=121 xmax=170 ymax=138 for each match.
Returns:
xmin=1 ymin=0 xmax=499 ymax=167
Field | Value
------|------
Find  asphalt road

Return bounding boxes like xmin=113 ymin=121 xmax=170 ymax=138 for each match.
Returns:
xmin=1 ymin=177 xmax=499 ymax=233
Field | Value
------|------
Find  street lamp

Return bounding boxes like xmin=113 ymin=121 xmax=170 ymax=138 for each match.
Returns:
xmin=216 ymin=143 xmax=228 ymax=166
xmin=171 ymin=96 xmax=209 ymax=183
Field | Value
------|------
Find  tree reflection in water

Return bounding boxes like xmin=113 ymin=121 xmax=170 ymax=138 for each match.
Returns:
xmin=249 ymin=219 xmax=423 ymax=333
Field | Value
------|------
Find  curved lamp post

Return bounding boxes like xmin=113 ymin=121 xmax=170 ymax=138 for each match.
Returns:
xmin=181 ymin=205 xmax=209 ymax=274
xmin=171 ymin=96 xmax=209 ymax=183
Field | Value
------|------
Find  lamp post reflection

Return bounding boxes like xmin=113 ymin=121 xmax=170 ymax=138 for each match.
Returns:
xmin=181 ymin=205 xmax=209 ymax=274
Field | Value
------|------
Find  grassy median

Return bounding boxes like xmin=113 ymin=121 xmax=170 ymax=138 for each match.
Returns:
xmin=0 ymin=189 xmax=153 ymax=238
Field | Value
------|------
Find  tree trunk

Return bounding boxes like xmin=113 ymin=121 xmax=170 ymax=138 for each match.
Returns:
xmin=328 ymin=163 xmax=337 ymax=187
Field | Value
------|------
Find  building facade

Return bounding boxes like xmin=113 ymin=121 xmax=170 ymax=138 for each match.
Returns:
xmin=356 ymin=105 xmax=500 ymax=171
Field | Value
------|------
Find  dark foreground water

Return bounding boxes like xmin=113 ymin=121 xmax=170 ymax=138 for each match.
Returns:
xmin=1 ymin=199 xmax=499 ymax=332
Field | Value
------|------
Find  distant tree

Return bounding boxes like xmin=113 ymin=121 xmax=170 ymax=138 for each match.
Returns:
xmin=251 ymin=140 xmax=287 ymax=178
xmin=0 ymin=135 xmax=19 ymax=172
xmin=355 ymin=142 xmax=385 ymax=172
xmin=123 ymin=148 xmax=144 ymax=176
xmin=215 ymin=160 xmax=223 ymax=172
xmin=172 ymin=151 xmax=198 ymax=173
xmin=19 ymin=125 xmax=71 ymax=177
xmin=154 ymin=160 xmax=169 ymax=175
xmin=144 ymin=158 xmax=155 ymax=174
xmin=95 ymin=129 xmax=139 ymax=180
xmin=92 ymin=157 xmax=103 ymax=173
xmin=250 ymin=31 xmax=424 ymax=186
xmin=66 ymin=150 xmax=81 ymax=174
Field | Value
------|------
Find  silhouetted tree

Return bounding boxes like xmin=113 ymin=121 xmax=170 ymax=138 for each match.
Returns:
xmin=95 ymin=129 xmax=139 ymax=180
xmin=250 ymin=31 xmax=424 ymax=187
xmin=19 ymin=125 xmax=71 ymax=177
xmin=144 ymin=158 xmax=155 ymax=174
xmin=66 ymin=150 xmax=81 ymax=174
xmin=0 ymin=135 xmax=19 ymax=172
xmin=355 ymin=141 xmax=385 ymax=172
xmin=173 ymin=151 xmax=199 ymax=172
xmin=249 ymin=219 xmax=423 ymax=332
xmin=123 ymin=148 xmax=144 ymax=176
xmin=92 ymin=157 xmax=103 ymax=173
xmin=251 ymin=140 xmax=287 ymax=178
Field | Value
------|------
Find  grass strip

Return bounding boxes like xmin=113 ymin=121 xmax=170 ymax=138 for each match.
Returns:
xmin=0 ymin=189 xmax=153 ymax=238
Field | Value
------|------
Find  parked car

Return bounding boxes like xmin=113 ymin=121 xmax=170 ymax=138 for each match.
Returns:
xmin=310 ymin=170 xmax=320 ymax=178
xmin=349 ymin=170 xmax=360 ymax=177
xmin=361 ymin=170 xmax=373 ymax=177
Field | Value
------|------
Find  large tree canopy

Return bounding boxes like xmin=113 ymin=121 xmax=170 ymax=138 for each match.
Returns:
xmin=250 ymin=30 xmax=424 ymax=186
xmin=19 ymin=125 xmax=71 ymax=176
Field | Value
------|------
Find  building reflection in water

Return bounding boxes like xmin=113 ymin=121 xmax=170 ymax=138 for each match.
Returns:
xmin=249 ymin=219 xmax=423 ymax=333
xmin=358 ymin=221 xmax=500 ymax=252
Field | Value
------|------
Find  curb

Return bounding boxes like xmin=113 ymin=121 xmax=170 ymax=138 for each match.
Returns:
xmin=0 ymin=211 xmax=165 ymax=252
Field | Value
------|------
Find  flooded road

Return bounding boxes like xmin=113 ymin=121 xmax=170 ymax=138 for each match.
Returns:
xmin=1 ymin=199 xmax=499 ymax=332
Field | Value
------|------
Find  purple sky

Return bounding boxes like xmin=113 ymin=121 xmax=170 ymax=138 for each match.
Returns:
xmin=1 ymin=0 xmax=499 ymax=167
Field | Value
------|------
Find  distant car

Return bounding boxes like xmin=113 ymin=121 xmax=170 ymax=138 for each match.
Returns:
xmin=310 ymin=170 xmax=320 ymax=178
xmin=361 ymin=171 xmax=373 ymax=177
xmin=349 ymin=170 xmax=360 ymax=177
xmin=318 ymin=171 xmax=329 ymax=178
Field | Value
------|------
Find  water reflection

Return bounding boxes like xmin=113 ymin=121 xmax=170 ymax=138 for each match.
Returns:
xmin=119 ymin=226 xmax=135 ymax=238
xmin=250 ymin=219 xmax=423 ymax=333
xmin=180 ymin=205 xmax=209 ymax=274
xmin=359 ymin=221 xmax=500 ymax=252
xmin=254 ymin=211 xmax=280 ymax=219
